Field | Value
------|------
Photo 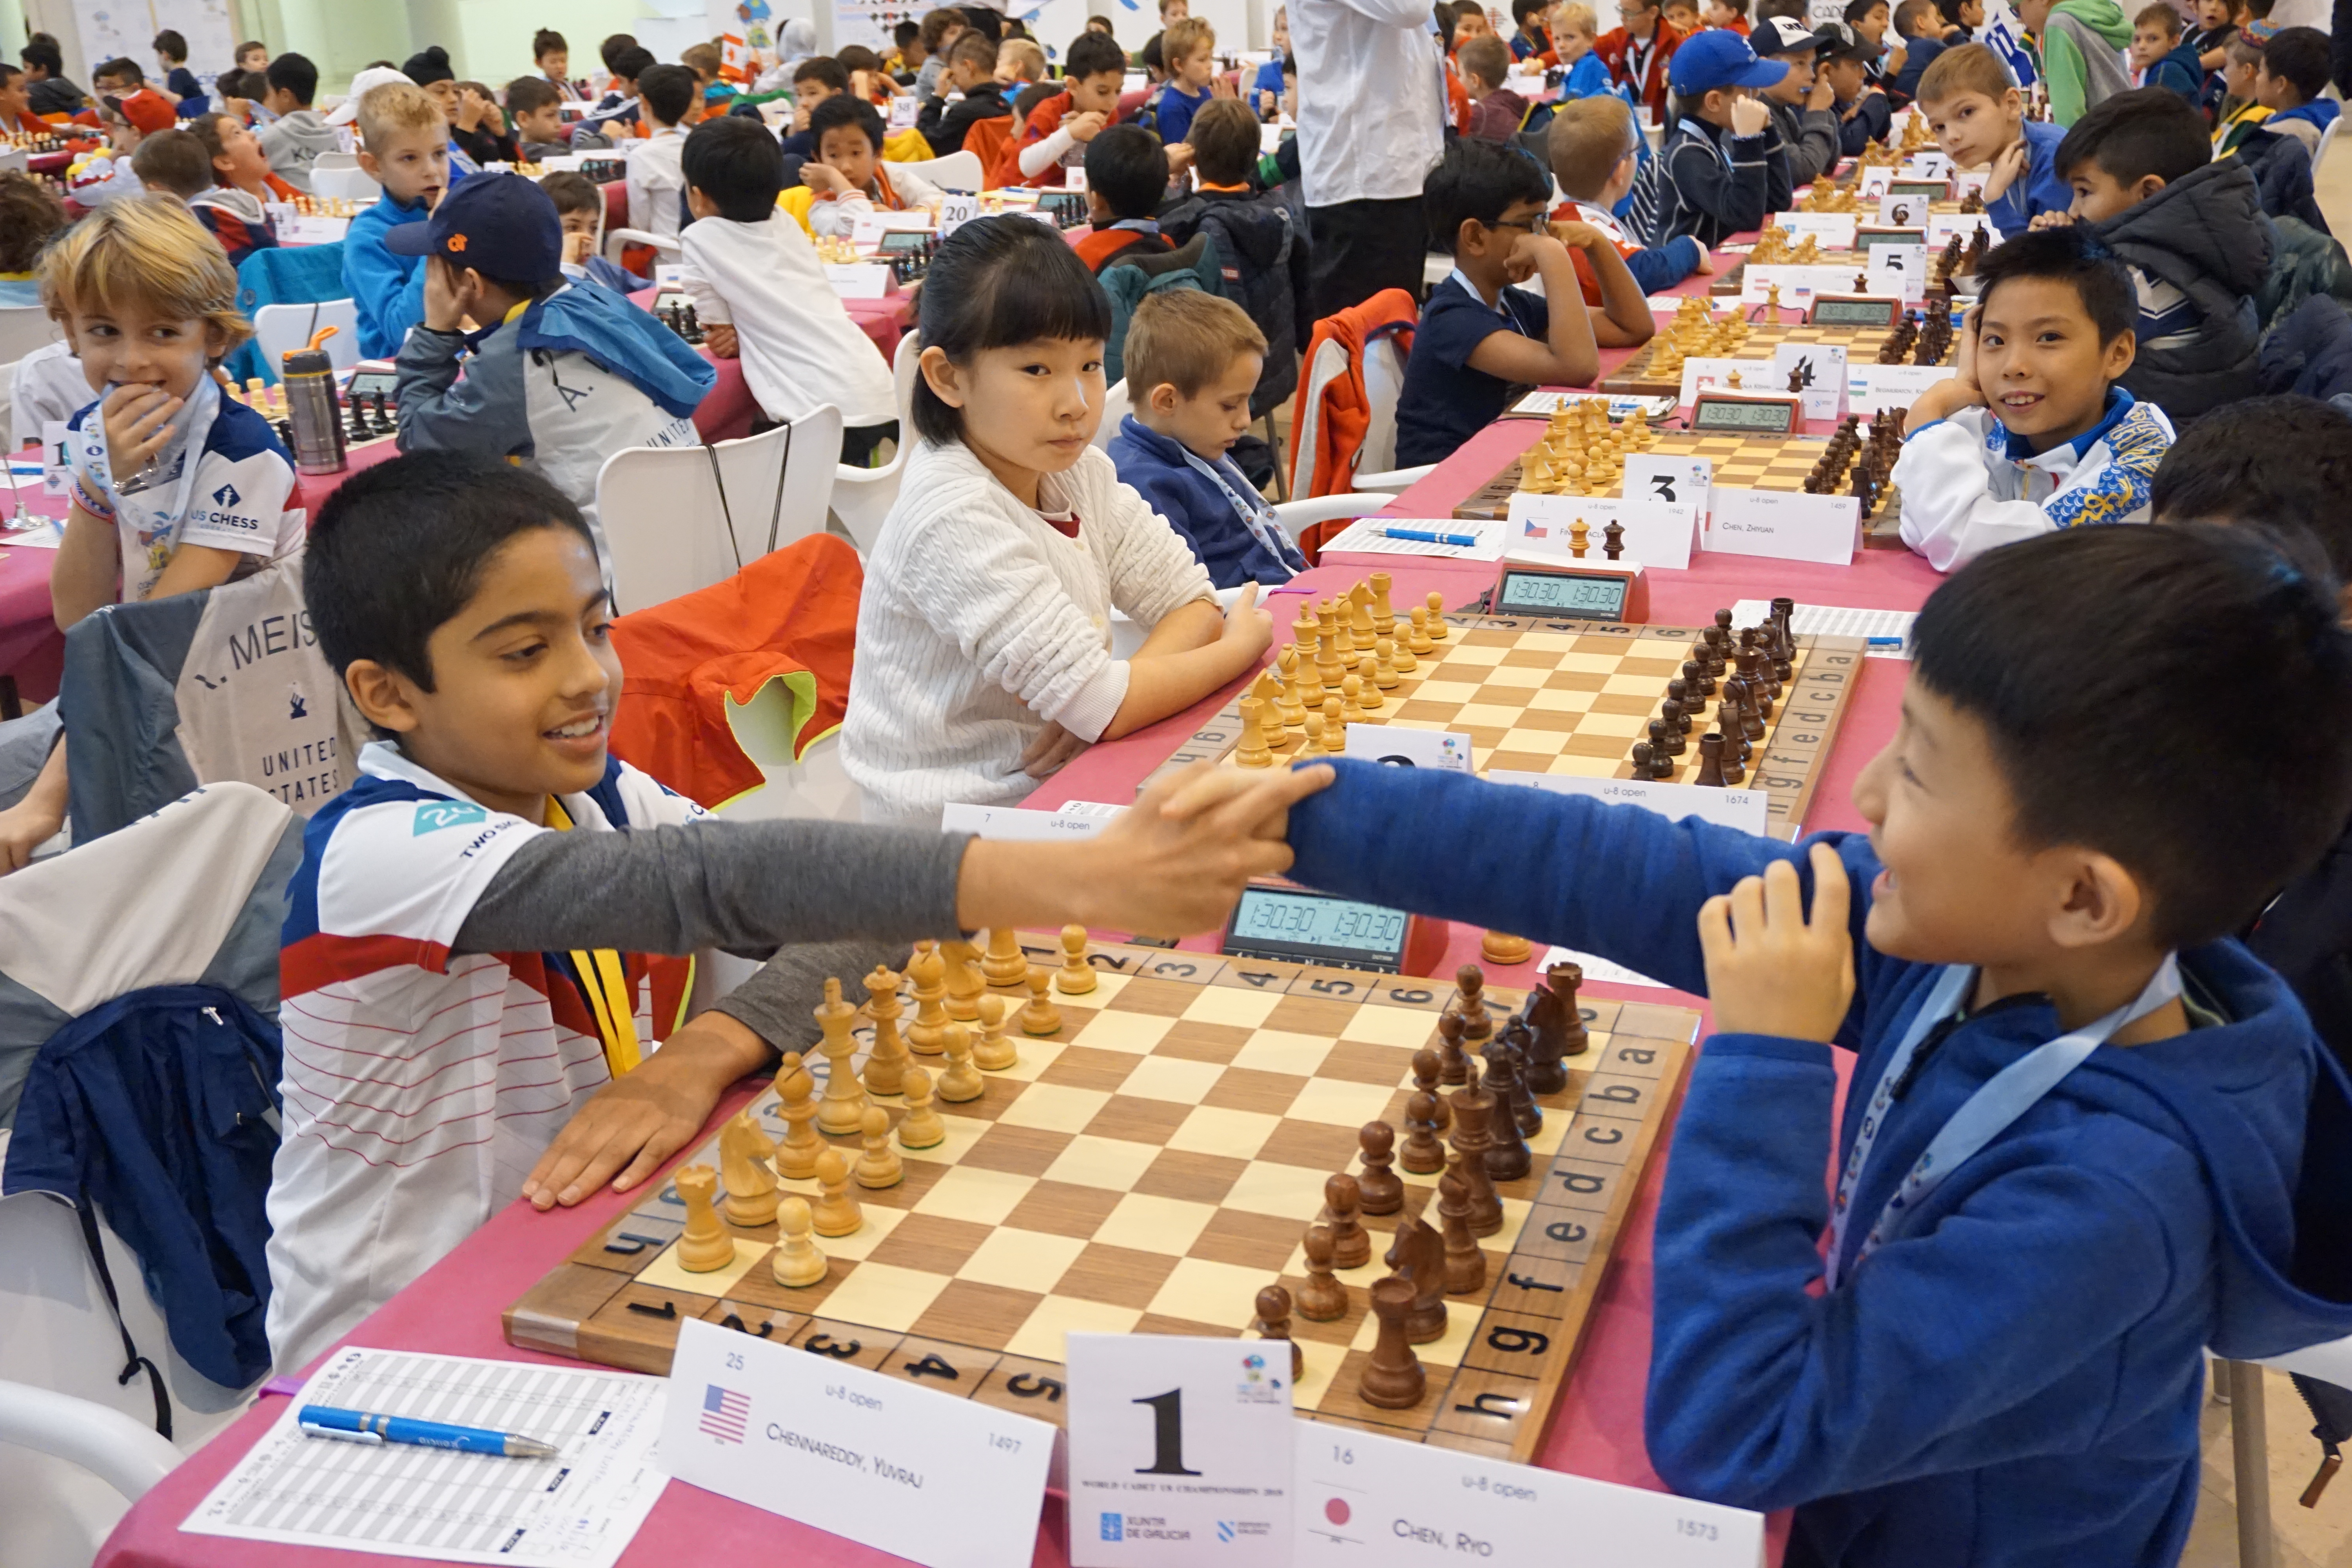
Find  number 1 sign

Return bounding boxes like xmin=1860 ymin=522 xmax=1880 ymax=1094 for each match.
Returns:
xmin=1067 ymin=1335 xmax=1296 ymax=1566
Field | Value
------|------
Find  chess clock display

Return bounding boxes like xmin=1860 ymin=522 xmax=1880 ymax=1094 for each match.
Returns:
xmin=1689 ymin=392 xmax=1803 ymax=435
xmin=1810 ymin=294 xmax=1901 ymax=329
xmin=1486 ymin=560 xmax=1650 ymax=624
xmin=1221 ymin=884 xmax=1444 ymax=973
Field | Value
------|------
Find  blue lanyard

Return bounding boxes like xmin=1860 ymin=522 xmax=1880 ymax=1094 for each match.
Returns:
xmin=1824 ymin=954 xmax=2183 ymax=1290
xmin=1177 ymin=446 xmax=1304 ymax=571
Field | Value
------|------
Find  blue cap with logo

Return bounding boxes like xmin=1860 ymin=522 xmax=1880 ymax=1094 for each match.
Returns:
xmin=1668 ymin=28 xmax=1790 ymax=92
xmin=383 ymin=171 xmax=564 ymax=281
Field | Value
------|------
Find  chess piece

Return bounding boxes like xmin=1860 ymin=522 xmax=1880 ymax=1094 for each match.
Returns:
xmin=1384 ymin=1215 xmax=1449 ymax=1343
xmin=1253 ymin=1284 xmax=1305 ymax=1380
xmin=1340 ymin=674 xmax=1368 ymax=726
xmin=941 ymin=938 xmax=985 ymax=1022
xmin=811 ymin=1148 xmax=862 ymax=1237
xmin=1408 ymin=605 xmax=1436 ymax=656
xmin=1297 ymin=1224 xmax=1349 ymax=1320
xmin=906 ymin=940 xmax=951 ymax=1054
xmin=1322 ymin=693 xmax=1346 ymax=748
xmin=1400 ymin=1090 xmax=1448 ymax=1175
xmin=1352 ymin=653 xmax=1384 ymax=711
xmin=1603 ymin=520 xmax=1624 ymax=561
xmin=980 ymin=926 xmax=1029 ymax=986
xmin=1436 ymin=1010 xmax=1471 ymax=1086
xmin=773 ymin=1053 xmax=826 ymax=1179
xmin=813 ymin=977 xmax=867 ymax=1134
xmin=971 ymin=993 xmax=1018 ymax=1071
xmin=1055 ymin=924 xmax=1098 ymax=994
xmin=855 ymin=1105 xmax=905 ymax=1188
xmin=1236 ymin=696 xmax=1274 ymax=767
xmin=719 ymin=1111 xmax=780 ymax=1227
xmin=1630 ymin=740 xmax=1658 ymax=781
xmin=1324 ymin=1173 xmax=1371 ymax=1269
xmin=938 ymin=1022 xmax=985 ymax=1102
xmin=1483 ymin=1058 xmax=1534 ymax=1183
xmin=862 ymin=964 xmax=908 ymax=1097
xmin=1526 ymin=963 xmax=1587 ymax=1092
xmin=1276 ymin=646 xmax=1307 ymax=727
xmin=1370 ymin=570 xmax=1395 ymax=637
xmin=674 ymin=1165 xmax=737 ymax=1272
xmin=897 ymin=1063 xmax=947 ymax=1149
xmin=1020 ymin=966 xmax=1063 ymax=1035
xmin=1448 ymin=1072 xmax=1506 ymax=1235
xmin=1454 ymin=964 xmax=1493 ymax=1042
xmin=1424 ymin=590 xmax=1448 ymax=638
xmin=772 ymin=1197 xmax=828 ymax=1287
xmin=1356 ymin=1122 xmax=1405 ymax=1214
xmin=1411 ymin=1048 xmax=1453 ymax=1134
xmin=1437 ymin=1166 xmax=1486 ymax=1294
xmin=1298 ymin=712 xmax=1330 ymax=761
xmin=1315 ymin=619 xmax=1345 ymax=688
xmin=1493 ymin=1022 xmax=1543 ymax=1136
xmin=1481 ymin=930 xmax=1532 ymax=965
xmin=1357 ymin=1277 xmax=1426 ymax=1409
xmin=1694 ymin=731 xmax=1728 ymax=787
xmin=1570 ymin=518 xmax=1589 ymax=559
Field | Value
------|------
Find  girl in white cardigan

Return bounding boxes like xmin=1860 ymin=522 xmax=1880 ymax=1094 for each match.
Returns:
xmin=843 ymin=217 xmax=1276 ymax=823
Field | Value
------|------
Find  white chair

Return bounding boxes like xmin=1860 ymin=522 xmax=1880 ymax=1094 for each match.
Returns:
xmin=2315 ymin=111 xmax=2343 ymax=177
xmin=604 ymin=227 xmax=682 ymax=268
xmin=0 ymin=1378 xmax=185 ymax=1568
xmin=1269 ymin=491 xmax=1401 ymax=549
xmin=830 ymin=330 xmax=923 ymax=556
xmin=0 ymin=1380 xmax=182 ymax=1499
xmin=595 ymin=404 xmax=845 ymax=614
xmin=891 ymin=149 xmax=983 ymax=192
xmin=308 ymin=163 xmax=378 ymax=203
xmin=0 ymin=308 xmax=62 ymax=367
xmin=1091 ymin=377 xmax=1132 ymax=453
xmin=251 ymin=299 xmax=361 ymax=381
xmin=310 ymin=150 xmax=358 ymax=172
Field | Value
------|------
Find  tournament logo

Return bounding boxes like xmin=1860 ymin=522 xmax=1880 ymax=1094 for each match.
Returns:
xmin=412 ymin=801 xmax=489 ymax=835
xmin=212 ymin=481 xmax=242 ymax=508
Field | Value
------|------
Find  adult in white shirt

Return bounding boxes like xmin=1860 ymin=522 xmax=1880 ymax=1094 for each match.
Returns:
xmin=1289 ymin=0 xmax=1447 ymax=318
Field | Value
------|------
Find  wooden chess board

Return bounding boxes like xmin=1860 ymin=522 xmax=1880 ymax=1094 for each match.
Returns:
xmin=506 ymin=944 xmax=1698 ymax=1463
xmin=1600 ymin=321 xmax=1957 ymax=399
xmin=1449 ymin=428 xmax=1904 ymax=539
xmin=1140 ymin=609 xmax=1868 ymax=838
xmin=1709 ymin=249 xmax=1964 ymax=298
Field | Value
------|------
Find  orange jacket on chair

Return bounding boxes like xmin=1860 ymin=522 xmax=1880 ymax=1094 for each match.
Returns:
xmin=965 ymin=115 xmax=1016 ymax=189
xmin=1285 ymin=288 xmax=1421 ymax=536
xmin=606 ymin=535 xmax=864 ymax=809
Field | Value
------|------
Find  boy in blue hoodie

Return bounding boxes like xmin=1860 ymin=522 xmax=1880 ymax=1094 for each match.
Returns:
xmin=1108 ymin=290 xmax=1305 ymax=590
xmin=2252 ymin=25 xmax=2338 ymax=157
xmin=344 ymin=80 xmax=451 ymax=360
xmin=2130 ymin=2 xmax=2204 ymax=98
xmin=1273 ymin=521 xmax=2352 ymax=1568
xmin=1917 ymin=42 xmax=2070 ymax=236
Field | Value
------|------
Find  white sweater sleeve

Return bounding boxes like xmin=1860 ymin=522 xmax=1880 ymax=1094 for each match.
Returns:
xmin=1020 ymin=126 xmax=1078 ymax=177
xmin=677 ymin=241 xmax=731 ymax=324
xmin=807 ymin=189 xmax=873 ymax=239
xmin=1096 ymin=470 xmax=1221 ymax=626
xmin=1891 ymin=416 xmax=2058 ymax=573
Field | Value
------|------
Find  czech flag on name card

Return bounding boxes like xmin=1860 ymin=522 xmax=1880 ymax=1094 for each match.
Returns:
xmin=1522 ymin=519 xmax=1549 ymax=538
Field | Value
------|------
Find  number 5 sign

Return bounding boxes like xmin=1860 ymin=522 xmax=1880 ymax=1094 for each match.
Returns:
xmin=1067 ymin=1335 xmax=1296 ymax=1566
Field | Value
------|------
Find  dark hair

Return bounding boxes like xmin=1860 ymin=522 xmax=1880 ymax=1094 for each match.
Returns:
xmin=130 ymin=129 xmax=214 ymax=197
xmin=1973 ymin=225 xmax=2136 ymax=344
xmin=896 ymin=19 xmax=922 ymax=45
xmin=0 ymin=64 xmax=18 ymax=91
xmin=611 ymin=45 xmax=657 ymax=82
xmin=0 ymin=171 xmax=66 ymax=272
xmin=1423 ymin=133 xmax=1550 ymax=254
xmin=214 ymin=69 xmax=256 ymax=101
xmin=1186 ymin=95 xmax=1259 ymax=183
xmin=186 ymin=111 xmax=238 ymax=169
xmin=1842 ymin=0 xmax=1887 ymax=20
xmin=1893 ymin=0 xmax=1936 ymax=32
xmin=2152 ymin=396 xmax=2352 ymax=580
xmin=1432 ymin=3 xmax=1457 ymax=50
xmin=810 ymin=91 xmax=886 ymax=154
xmin=506 ymin=74 xmax=561 ymax=118
xmin=1141 ymin=32 xmax=1165 ymax=71
xmin=1933 ymin=0 xmax=1969 ymax=23
xmin=236 ymin=38 xmax=267 ymax=58
xmin=1085 ymin=123 xmax=1169 ymax=220
xmin=638 ymin=62 xmax=696 ymax=123
xmin=599 ymin=33 xmax=639 ymax=69
xmin=1087 ymin=14 xmax=1119 ymax=32
xmin=2134 ymin=0 xmax=2183 ymax=32
xmin=2053 ymin=86 xmax=2210 ymax=187
xmin=402 ymin=45 xmax=455 ymax=85
xmin=951 ymin=30 xmax=999 ymax=69
xmin=1912 ymin=523 xmax=2352 ymax=947
xmin=837 ymin=44 xmax=884 ymax=73
xmin=153 ymin=29 xmax=188 ymax=60
xmin=21 ymin=40 xmax=62 ymax=75
xmin=307 ymin=454 xmax=599 ymax=688
xmin=2262 ymin=24 xmax=2330 ymax=99
xmin=912 ymin=216 xmax=1112 ymax=445
xmin=538 ymin=168 xmax=604 ymax=217
xmin=1015 ymin=78 xmax=1058 ymax=121
xmin=1065 ymin=30 xmax=1129 ymax=78
xmin=535 ymin=28 xmax=568 ymax=59
xmin=920 ymin=7 xmax=967 ymax=49
xmin=1512 ymin=0 xmax=1548 ymax=26
xmin=94 ymin=57 xmax=144 ymax=85
xmin=267 ymin=51 xmax=318 ymax=104
xmin=681 ymin=114 xmax=785 ymax=220
xmin=794 ymin=55 xmax=851 ymax=92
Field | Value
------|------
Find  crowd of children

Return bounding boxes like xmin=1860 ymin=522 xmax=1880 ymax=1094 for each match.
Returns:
xmin=22 ymin=14 xmax=2352 ymax=1568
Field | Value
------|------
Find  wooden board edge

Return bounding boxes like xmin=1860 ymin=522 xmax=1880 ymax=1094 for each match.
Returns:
xmin=1506 ymin=1031 xmax=1695 ymax=1465
xmin=1775 ymin=633 xmax=1867 ymax=839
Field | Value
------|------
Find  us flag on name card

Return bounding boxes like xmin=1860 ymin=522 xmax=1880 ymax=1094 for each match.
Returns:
xmin=699 ymin=1384 xmax=750 ymax=1444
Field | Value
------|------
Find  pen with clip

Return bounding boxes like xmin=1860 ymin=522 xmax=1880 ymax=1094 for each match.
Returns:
xmin=1379 ymin=526 xmax=1481 ymax=548
xmin=299 ymin=1405 xmax=560 ymax=1459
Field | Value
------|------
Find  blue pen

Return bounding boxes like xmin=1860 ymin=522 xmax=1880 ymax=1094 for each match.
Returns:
xmin=1380 ymin=526 xmax=1481 ymax=548
xmin=299 ymin=1405 xmax=561 ymax=1459
xmin=1866 ymin=636 xmax=1907 ymax=647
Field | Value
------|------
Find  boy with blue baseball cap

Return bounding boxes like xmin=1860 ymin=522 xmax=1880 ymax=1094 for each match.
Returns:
xmin=1627 ymin=27 xmax=1795 ymax=249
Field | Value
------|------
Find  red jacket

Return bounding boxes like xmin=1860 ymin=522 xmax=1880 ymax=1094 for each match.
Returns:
xmin=1286 ymin=287 xmax=1419 ymax=514
xmin=1594 ymin=19 xmax=1684 ymax=118
xmin=1010 ymin=89 xmax=1080 ymax=187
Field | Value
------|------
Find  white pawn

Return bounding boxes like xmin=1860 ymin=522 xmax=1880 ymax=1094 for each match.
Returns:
xmin=771 ymin=1196 xmax=828 ymax=1288
xmin=773 ymin=1052 xmax=824 ymax=1180
xmin=855 ymin=1105 xmax=904 ymax=1188
xmin=1054 ymin=924 xmax=1098 ymax=994
xmin=971 ymin=993 xmax=1018 ymax=1071
xmin=811 ymin=1148 xmax=862 ymax=1237
xmin=898 ymin=1063 xmax=947 ymax=1149
xmin=938 ymin=1022 xmax=985 ymax=1102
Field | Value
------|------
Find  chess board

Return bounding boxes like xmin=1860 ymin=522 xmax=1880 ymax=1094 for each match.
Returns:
xmin=1449 ymin=427 xmax=1903 ymax=538
xmin=1600 ymin=321 xmax=1957 ymax=399
xmin=506 ymin=944 xmax=1699 ymax=1463
xmin=1709 ymin=249 xmax=1964 ymax=298
xmin=1139 ymin=608 xmax=1868 ymax=838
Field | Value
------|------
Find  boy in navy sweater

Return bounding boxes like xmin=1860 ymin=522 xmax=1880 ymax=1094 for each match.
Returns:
xmin=1626 ymin=29 xmax=1793 ymax=250
xmin=1274 ymin=523 xmax=2352 ymax=1568
xmin=1109 ymin=291 xmax=1304 ymax=589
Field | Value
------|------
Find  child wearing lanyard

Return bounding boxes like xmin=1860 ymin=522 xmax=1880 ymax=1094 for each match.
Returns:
xmin=1267 ymin=524 xmax=2352 ymax=1568
xmin=1107 ymin=290 xmax=1307 ymax=590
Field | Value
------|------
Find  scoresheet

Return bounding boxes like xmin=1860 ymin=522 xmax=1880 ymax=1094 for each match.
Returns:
xmin=181 ymin=1347 xmax=669 ymax=1567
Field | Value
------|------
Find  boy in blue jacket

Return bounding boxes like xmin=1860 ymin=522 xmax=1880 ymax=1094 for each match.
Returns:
xmin=1273 ymin=523 xmax=2352 ymax=1568
xmin=344 ymin=80 xmax=452 ymax=359
xmin=1918 ymin=43 xmax=2071 ymax=236
xmin=1108 ymin=290 xmax=1305 ymax=589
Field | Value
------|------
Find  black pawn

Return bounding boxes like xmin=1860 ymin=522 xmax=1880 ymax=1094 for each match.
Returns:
xmin=1630 ymin=740 xmax=1657 ymax=780
xmin=1658 ymin=700 xmax=1688 ymax=753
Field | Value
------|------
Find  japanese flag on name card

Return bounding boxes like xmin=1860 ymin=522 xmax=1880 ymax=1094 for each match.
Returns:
xmin=1867 ymin=244 xmax=1929 ymax=305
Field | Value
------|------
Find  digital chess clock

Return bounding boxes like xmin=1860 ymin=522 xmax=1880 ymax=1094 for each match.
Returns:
xmin=1486 ymin=559 xmax=1650 ymax=624
xmin=1856 ymin=225 xmax=1924 ymax=250
xmin=1221 ymin=884 xmax=1446 ymax=974
xmin=1809 ymin=294 xmax=1902 ymax=329
xmin=1689 ymin=392 xmax=1804 ymax=436
xmin=1891 ymin=179 xmax=1951 ymax=198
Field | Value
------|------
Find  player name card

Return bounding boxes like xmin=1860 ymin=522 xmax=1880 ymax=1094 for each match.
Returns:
xmin=1294 ymin=1421 xmax=1760 ymax=1567
xmin=824 ymin=262 xmax=893 ymax=299
xmin=1343 ymin=725 xmax=1474 ymax=771
xmin=1484 ymin=768 xmax=1771 ymax=834
xmin=1067 ymin=1335 xmax=1295 ymax=1568
xmin=664 ymin=1317 xmax=1054 ymax=1568
xmin=888 ymin=94 xmax=922 ymax=128
xmin=1737 ymin=265 xmax=1884 ymax=312
xmin=1904 ymin=151 xmax=1954 ymax=178
xmin=1926 ymin=211 xmax=1991 ymax=247
xmin=278 ymin=215 xmax=350 ymax=245
xmin=1507 ymin=491 xmax=1697 ymax=571
xmin=1866 ymin=244 xmax=1930 ymax=305
xmin=1677 ymin=356 xmax=1771 ymax=405
xmin=941 ymin=800 xmax=1125 ymax=838
xmin=1768 ymin=211 xmax=1860 ymax=248
xmin=1846 ymin=361 xmax=1956 ymax=410
xmin=1772 ymin=342 xmax=1849 ymax=421
xmin=1856 ymin=167 xmax=1897 ymax=199
xmin=1706 ymin=486 xmax=1858 ymax=566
